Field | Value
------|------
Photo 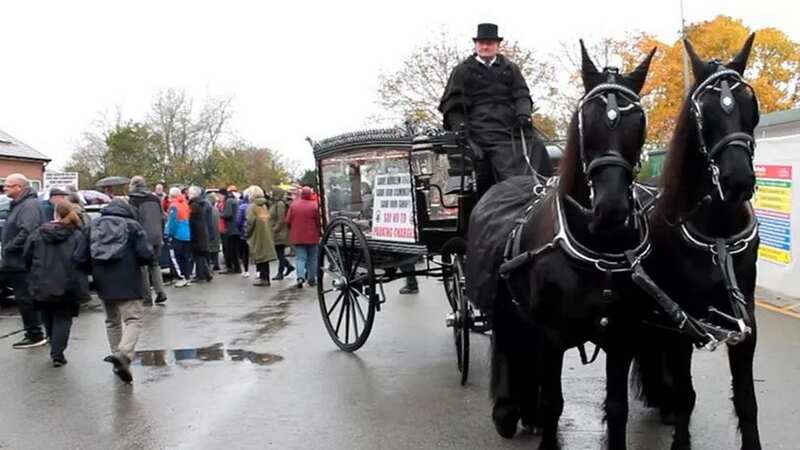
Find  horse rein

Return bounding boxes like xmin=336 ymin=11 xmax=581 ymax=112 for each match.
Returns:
xmin=690 ymin=67 xmax=759 ymax=200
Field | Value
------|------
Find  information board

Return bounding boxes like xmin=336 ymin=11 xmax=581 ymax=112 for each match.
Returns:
xmin=370 ymin=173 xmax=415 ymax=242
xmin=43 ymin=171 xmax=79 ymax=191
xmin=754 ymin=164 xmax=792 ymax=265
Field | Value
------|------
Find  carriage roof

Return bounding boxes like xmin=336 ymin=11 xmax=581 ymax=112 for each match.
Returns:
xmin=311 ymin=128 xmax=461 ymax=162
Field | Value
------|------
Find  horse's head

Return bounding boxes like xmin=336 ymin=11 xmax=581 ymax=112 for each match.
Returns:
xmin=685 ymin=34 xmax=759 ymax=204
xmin=578 ymin=41 xmax=655 ymax=234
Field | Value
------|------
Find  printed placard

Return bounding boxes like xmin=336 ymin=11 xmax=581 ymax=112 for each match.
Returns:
xmin=370 ymin=173 xmax=415 ymax=242
xmin=754 ymin=164 xmax=792 ymax=265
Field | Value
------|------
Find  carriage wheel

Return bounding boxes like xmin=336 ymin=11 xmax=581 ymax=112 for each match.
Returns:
xmin=442 ymin=253 xmax=458 ymax=311
xmin=451 ymin=255 xmax=470 ymax=385
xmin=318 ymin=217 xmax=376 ymax=352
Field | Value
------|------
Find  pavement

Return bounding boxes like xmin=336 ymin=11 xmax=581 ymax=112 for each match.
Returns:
xmin=1 ymin=271 xmax=799 ymax=450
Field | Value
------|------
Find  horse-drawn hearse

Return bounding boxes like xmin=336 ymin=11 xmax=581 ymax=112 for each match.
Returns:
xmin=310 ymin=34 xmax=764 ymax=450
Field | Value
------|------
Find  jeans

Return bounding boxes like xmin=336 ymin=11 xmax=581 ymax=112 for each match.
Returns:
xmin=142 ymin=244 xmax=165 ymax=298
xmin=193 ymin=250 xmax=210 ymax=281
xmin=275 ymin=245 xmax=294 ymax=276
xmin=170 ymin=240 xmax=193 ymax=280
xmin=293 ymin=244 xmax=319 ymax=283
xmin=238 ymin=237 xmax=250 ymax=272
xmin=208 ymin=252 xmax=220 ymax=270
xmin=5 ymin=272 xmax=43 ymax=340
xmin=40 ymin=305 xmax=74 ymax=358
xmin=102 ymin=299 xmax=142 ymax=361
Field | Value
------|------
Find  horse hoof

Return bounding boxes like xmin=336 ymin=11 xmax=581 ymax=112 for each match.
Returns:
xmin=670 ymin=441 xmax=691 ymax=450
xmin=538 ymin=437 xmax=560 ymax=450
xmin=492 ymin=403 xmax=519 ymax=439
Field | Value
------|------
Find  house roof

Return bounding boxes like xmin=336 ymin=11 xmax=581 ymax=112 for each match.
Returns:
xmin=0 ymin=129 xmax=50 ymax=162
xmin=757 ymin=108 xmax=800 ymax=128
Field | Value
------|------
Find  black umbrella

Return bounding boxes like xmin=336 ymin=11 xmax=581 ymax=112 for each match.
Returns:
xmin=95 ymin=176 xmax=130 ymax=188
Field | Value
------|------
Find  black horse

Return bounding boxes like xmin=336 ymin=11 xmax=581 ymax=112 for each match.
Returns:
xmin=476 ymin=42 xmax=655 ymax=450
xmin=632 ymin=35 xmax=761 ymax=450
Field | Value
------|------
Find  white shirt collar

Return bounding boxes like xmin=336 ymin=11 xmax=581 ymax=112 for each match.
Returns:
xmin=475 ymin=55 xmax=497 ymax=67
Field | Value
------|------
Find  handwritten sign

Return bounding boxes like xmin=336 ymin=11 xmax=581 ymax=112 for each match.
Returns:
xmin=370 ymin=173 xmax=415 ymax=242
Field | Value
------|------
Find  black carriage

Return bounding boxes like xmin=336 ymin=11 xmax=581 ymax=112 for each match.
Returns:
xmin=311 ymin=128 xmax=487 ymax=384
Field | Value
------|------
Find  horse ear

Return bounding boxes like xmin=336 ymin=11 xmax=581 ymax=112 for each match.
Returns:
xmin=625 ymin=47 xmax=657 ymax=94
xmin=728 ymin=33 xmax=756 ymax=75
xmin=683 ymin=39 xmax=708 ymax=81
xmin=580 ymin=39 xmax=601 ymax=88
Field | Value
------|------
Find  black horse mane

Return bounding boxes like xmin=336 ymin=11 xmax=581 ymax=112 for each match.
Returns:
xmin=652 ymin=97 xmax=703 ymax=223
xmin=557 ymin=112 xmax=585 ymax=199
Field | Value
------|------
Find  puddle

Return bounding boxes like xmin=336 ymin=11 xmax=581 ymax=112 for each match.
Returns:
xmin=231 ymin=287 xmax=302 ymax=345
xmin=134 ymin=342 xmax=283 ymax=367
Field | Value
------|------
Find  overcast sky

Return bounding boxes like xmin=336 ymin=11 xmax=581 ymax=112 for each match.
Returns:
xmin=1 ymin=0 xmax=797 ymax=174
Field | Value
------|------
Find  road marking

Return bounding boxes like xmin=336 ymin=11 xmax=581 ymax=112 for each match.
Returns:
xmin=756 ymin=299 xmax=800 ymax=320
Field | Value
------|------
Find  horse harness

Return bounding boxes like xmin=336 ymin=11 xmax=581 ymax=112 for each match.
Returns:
xmin=690 ymin=66 xmax=759 ymax=200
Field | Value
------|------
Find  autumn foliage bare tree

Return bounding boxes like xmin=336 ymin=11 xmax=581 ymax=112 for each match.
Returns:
xmin=376 ymin=29 xmax=559 ymax=134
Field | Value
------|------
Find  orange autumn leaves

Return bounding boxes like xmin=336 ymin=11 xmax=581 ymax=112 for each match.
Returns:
xmin=617 ymin=16 xmax=799 ymax=147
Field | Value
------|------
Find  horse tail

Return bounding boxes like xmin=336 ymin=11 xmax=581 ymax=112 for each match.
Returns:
xmin=630 ymin=329 xmax=672 ymax=409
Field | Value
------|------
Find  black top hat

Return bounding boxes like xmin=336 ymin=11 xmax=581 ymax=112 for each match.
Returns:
xmin=473 ymin=23 xmax=503 ymax=42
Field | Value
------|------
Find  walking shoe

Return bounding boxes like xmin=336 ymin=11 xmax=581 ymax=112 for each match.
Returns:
xmin=143 ymin=297 xmax=154 ymax=307
xmin=52 ymin=355 xmax=68 ymax=367
xmin=242 ymin=271 xmax=251 ymax=278
xmin=296 ymin=278 xmax=304 ymax=289
xmin=285 ymin=266 xmax=295 ymax=277
xmin=399 ymin=285 xmax=419 ymax=295
xmin=253 ymin=279 xmax=271 ymax=287
xmin=272 ymin=274 xmax=284 ymax=281
xmin=12 ymin=336 xmax=48 ymax=349
xmin=307 ymin=280 xmax=317 ymax=287
xmin=108 ymin=353 xmax=133 ymax=383
xmin=155 ymin=293 xmax=168 ymax=305
xmin=103 ymin=355 xmax=114 ymax=363
xmin=175 ymin=279 xmax=189 ymax=288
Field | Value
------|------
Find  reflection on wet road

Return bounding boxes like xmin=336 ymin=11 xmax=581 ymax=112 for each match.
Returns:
xmin=135 ymin=343 xmax=283 ymax=367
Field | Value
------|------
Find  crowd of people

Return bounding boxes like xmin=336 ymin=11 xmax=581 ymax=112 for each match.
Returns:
xmin=0 ymin=172 xmax=321 ymax=383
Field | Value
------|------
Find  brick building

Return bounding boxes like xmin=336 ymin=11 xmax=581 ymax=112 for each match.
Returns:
xmin=0 ymin=129 xmax=50 ymax=191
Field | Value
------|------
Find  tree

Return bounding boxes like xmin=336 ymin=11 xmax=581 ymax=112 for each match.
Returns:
xmin=299 ymin=169 xmax=318 ymax=190
xmin=105 ymin=123 xmax=162 ymax=183
xmin=376 ymin=29 xmax=559 ymax=130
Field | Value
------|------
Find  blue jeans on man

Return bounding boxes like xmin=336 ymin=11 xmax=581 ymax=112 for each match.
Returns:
xmin=293 ymin=244 xmax=318 ymax=287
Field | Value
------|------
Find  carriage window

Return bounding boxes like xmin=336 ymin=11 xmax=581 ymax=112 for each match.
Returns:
xmin=320 ymin=149 xmax=416 ymax=242
xmin=411 ymin=151 xmax=459 ymax=222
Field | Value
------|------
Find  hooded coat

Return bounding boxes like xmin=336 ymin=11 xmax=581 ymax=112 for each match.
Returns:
xmin=82 ymin=200 xmax=155 ymax=301
xmin=286 ymin=190 xmax=321 ymax=245
xmin=24 ymin=222 xmax=90 ymax=307
xmin=128 ymin=189 xmax=165 ymax=248
xmin=269 ymin=198 xmax=290 ymax=246
xmin=188 ymin=196 xmax=210 ymax=253
xmin=165 ymin=195 xmax=191 ymax=242
xmin=1 ymin=187 xmax=45 ymax=272
xmin=246 ymin=196 xmax=277 ymax=264
xmin=208 ymin=203 xmax=222 ymax=253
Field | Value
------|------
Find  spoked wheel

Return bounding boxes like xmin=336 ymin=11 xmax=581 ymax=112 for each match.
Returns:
xmin=450 ymin=255 xmax=470 ymax=385
xmin=318 ymin=217 xmax=376 ymax=352
xmin=442 ymin=253 xmax=458 ymax=311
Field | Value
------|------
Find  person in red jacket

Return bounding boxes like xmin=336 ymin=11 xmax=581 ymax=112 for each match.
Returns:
xmin=286 ymin=186 xmax=320 ymax=288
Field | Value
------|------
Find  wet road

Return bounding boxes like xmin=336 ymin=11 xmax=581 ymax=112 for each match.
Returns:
xmin=1 ymin=272 xmax=799 ymax=449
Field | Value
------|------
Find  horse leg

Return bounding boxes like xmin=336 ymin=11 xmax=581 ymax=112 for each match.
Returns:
xmin=668 ymin=341 xmax=696 ymax=450
xmin=519 ymin=324 xmax=543 ymax=433
xmin=728 ymin=320 xmax=761 ymax=450
xmin=491 ymin=303 xmax=520 ymax=439
xmin=538 ymin=342 xmax=564 ymax=450
xmin=605 ymin=347 xmax=633 ymax=450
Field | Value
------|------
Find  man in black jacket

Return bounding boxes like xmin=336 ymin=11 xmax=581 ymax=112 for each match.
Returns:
xmin=128 ymin=176 xmax=167 ymax=305
xmin=188 ymin=186 xmax=212 ymax=282
xmin=220 ymin=186 xmax=241 ymax=274
xmin=438 ymin=23 xmax=552 ymax=197
xmin=1 ymin=174 xmax=46 ymax=348
xmin=83 ymin=199 xmax=154 ymax=383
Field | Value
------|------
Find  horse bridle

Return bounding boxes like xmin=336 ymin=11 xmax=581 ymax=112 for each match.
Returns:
xmin=689 ymin=66 xmax=759 ymax=200
xmin=577 ymin=73 xmax=647 ymax=206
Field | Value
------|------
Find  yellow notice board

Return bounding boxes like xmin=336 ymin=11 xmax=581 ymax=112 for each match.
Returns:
xmin=754 ymin=165 xmax=792 ymax=265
